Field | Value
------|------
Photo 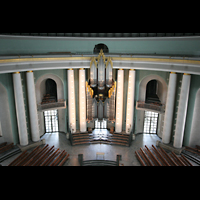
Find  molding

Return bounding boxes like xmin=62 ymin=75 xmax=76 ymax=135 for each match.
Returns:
xmin=1 ymin=55 xmax=200 ymax=75
xmin=1 ymin=56 xmax=200 ymax=65
xmin=1 ymin=34 xmax=200 ymax=41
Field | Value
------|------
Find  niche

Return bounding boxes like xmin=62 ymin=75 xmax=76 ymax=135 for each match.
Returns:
xmin=41 ymin=79 xmax=57 ymax=104
xmin=93 ymin=43 xmax=109 ymax=54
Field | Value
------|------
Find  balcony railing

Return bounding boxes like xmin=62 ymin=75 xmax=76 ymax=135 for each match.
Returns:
xmin=37 ymin=99 xmax=66 ymax=111
xmin=136 ymin=101 xmax=165 ymax=113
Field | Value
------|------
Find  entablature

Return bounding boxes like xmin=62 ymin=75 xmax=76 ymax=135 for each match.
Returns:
xmin=1 ymin=54 xmax=200 ymax=75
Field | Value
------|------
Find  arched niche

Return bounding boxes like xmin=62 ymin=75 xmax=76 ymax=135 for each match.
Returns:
xmin=139 ymin=74 xmax=168 ymax=105
xmin=146 ymin=79 xmax=160 ymax=103
xmin=93 ymin=43 xmax=109 ymax=54
xmin=35 ymin=74 xmax=64 ymax=104
xmin=189 ymin=88 xmax=200 ymax=147
xmin=35 ymin=73 xmax=65 ymax=135
xmin=0 ymin=83 xmax=13 ymax=143
xmin=136 ymin=74 xmax=168 ymax=138
xmin=45 ymin=79 xmax=57 ymax=101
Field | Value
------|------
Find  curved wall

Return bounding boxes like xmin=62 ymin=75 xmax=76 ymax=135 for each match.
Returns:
xmin=1 ymin=35 xmax=200 ymax=56
xmin=0 ymin=83 xmax=13 ymax=143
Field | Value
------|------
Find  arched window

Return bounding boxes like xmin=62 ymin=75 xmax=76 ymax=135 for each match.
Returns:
xmin=145 ymin=79 xmax=160 ymax=104
xmin=93 ymin=43 xmax=109 ymax=54
xmin=45 ymin=79 xmax=57 ymax=102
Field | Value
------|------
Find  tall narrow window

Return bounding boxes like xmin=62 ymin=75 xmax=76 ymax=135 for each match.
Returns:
xmin=143 ymin=111 xmax=159 ymax=134
xmin=95 ymin=119 xmax=107 ymax=129
xmin=44 ymin=110 xmax=59 ymax=133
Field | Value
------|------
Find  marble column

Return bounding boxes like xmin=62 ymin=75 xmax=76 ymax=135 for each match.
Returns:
xmin=68 ymin=69 xmax=76 ymax=133
xmin=173 ymin=73 xmax=191 ymax=148
xmin=115 ymin=69 xmax=124 ymax=133
xmin=125 ymin=69 xmax=135 ymax=134
xmin=162 ymin=72 xmax=177 ymax=144
xmin=13 ymin=72 xmax=28 ymax=146
xmin=26 ymin=71 xmax=40 ymax=142
xmin=79 ymin=68 xmax=86 ymax=132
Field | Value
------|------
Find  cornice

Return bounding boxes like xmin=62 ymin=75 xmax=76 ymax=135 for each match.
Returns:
xmin=0 ymin=54 xmax=200 ymax=75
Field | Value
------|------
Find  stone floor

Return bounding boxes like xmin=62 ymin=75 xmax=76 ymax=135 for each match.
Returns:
xmin=3 ymin=129 xmax=181 ymax=166
xmin=1 ymin=130 xmax=164 ymax=166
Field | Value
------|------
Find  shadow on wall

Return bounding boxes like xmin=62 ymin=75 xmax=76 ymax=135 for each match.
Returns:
xmin=0 ymin=83 xmax=13 ymax=143
xmin=189 ymin=88 xmax=200 ymax=147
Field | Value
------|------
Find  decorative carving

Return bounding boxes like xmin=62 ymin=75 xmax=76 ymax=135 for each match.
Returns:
xmin=90 ymin=57 xmax=97 ymax=68
xmin=106 ymin=57 xmax=113 ymax=68
xmin=90 ymin=49 xmax=113 ymax=68
xmin=97 ymin=49 xmax=106 ymax=65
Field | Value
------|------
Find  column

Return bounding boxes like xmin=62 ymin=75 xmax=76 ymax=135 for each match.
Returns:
xmin=126 ymin=69 xmax=135 ymax=134
xmin=13 ymin=72 xmax=28 ymax=146
xmin=173 ymin=73 xmax=191 ymax=148
xmin=115 ymin=69 xmax=124 ymax=133
xmin=26 ymin=71 xmax=40 ymax=142
xmin=68 ymin=69 xmax=76 ymax=133
xmin=162 ymin=72 xmax=177 ymax=144
xmin=79 ymin=68 xmax=86 ymax=132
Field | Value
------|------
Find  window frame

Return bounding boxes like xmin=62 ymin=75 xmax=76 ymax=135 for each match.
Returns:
xmin=143 ymin=111 xmax=159 ymax=134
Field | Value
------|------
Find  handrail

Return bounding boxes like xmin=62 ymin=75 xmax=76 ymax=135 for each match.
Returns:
xmin=136 ymin=101 xmax=165 ymax=113
xmin=78 ymin=153 xmax=120 ymax=166
xmin=37 ymin=99 xmax=66 ymax=111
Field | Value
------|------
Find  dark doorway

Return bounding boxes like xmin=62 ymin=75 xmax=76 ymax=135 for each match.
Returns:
xmin=145 ymin=80 xmax=160 ymax=104
xmin=45 ymin=79 xmax=57 ymax=102
xmin=93 ymin=43 xmax=109 ymax=54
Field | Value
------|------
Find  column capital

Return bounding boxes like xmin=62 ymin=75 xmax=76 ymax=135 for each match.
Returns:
xmin=27 ymin=70 xmax=33 ymax=73
xmin=79 ymin=68 xmax=84 ymax=70
xmin=184 ymin=73 xmax=190 ymax=75
xmin=171 ymin=72 xmax=176 ymax=74
xmin=68 ymin=68 xmax=73 ymax=70
xmin=13 ymin=72 xmax=20 ymax=74
xmin=119 ymin=68 xmax=124 ymax=70
xmin=130 ymin=69 xmax=135 ymax=71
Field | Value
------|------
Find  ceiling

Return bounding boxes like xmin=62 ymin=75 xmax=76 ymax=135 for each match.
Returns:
xmin=1 ymin=33 xmax=200 ymax=37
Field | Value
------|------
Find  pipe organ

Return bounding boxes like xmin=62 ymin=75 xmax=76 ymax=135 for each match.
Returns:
xmin=86 ymin=49 xmax=116 ymax=124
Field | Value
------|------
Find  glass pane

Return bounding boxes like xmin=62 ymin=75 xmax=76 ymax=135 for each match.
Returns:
xmin=44 ymin=110 xmax=58 ymax=133
xmin=144 ymin=111 xmax=159 ymax=134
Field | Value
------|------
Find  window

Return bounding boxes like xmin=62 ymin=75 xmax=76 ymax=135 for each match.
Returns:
xmin=95 ymin=119 xmax=107 ymax=129
xmin=143 ymin=111 xmax=159 ymax=134
xmin=44 ymin=110 xmax=59 ymax=133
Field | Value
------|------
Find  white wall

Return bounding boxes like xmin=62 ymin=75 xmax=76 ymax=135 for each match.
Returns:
xmin=189 ymin=88 xmax=200 ymax=147
xmin=0 ymin=83 xmax=13 ymax=143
